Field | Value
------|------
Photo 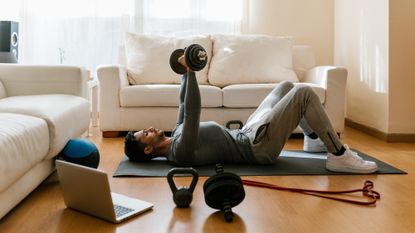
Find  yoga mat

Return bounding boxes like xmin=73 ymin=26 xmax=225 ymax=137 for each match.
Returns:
xmin=113 ymin=149 xmax=406 ymax=177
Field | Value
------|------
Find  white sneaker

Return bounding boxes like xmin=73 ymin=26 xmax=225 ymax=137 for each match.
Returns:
xmin=326 ymin=145 xmax=378 ymax=174
xmin=303 ymin=135 xmax=327 ymax=153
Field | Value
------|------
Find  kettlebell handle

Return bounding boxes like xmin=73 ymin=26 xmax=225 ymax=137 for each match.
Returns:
xmin=167 ymin=168 xmax=199 ymax=193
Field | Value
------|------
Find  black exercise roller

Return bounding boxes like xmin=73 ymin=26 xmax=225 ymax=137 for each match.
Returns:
xmin=203 ymin=164 xmax=245 ymax=222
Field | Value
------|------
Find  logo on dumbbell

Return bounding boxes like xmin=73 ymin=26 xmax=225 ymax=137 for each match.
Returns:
xmin=198 ymin=50 xmax=207 ymax=61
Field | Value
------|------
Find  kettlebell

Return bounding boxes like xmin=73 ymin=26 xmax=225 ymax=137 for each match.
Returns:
xmin=167 ymin=168 xmax=199 ymax=208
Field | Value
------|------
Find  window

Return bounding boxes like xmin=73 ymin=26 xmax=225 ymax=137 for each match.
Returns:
xmin=1 ymin=0 xmax=245 ymax=71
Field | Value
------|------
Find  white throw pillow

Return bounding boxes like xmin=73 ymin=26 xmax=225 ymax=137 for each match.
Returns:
xmin=0 ymin=80 xmax=6 ymax=99
xmin=208 ymin=34 xmax=298 ymax=88
xmin=125 ymin=33 xmax=212 ymax=85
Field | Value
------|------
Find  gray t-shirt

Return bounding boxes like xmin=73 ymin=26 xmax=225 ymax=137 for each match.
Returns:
xmin=166 ymin=72 xmax=256 ymax=166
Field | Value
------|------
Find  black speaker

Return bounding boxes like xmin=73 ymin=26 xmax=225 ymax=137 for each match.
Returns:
xmin=0 ymin=21 xmax=19 ymax=61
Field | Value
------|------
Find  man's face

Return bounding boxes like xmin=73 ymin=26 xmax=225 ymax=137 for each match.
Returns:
xmin=134 ymin=127 xmax=165 ymax=147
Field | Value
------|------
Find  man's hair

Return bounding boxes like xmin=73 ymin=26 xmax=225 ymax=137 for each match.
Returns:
xmin=124 ymin=131 xmax=153 ymax=162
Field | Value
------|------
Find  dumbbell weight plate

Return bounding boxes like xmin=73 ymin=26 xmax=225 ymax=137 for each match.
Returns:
xmin=169 ymin=49 xmax=186 ymax=75
xmin=185 ymin=44 xmax=208 ymax=71
xmin=203 ymin=173 xmax=245 ymax=210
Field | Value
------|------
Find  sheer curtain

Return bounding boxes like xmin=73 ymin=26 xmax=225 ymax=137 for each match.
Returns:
xmin=140 ymin=0 xmax=244 ymax=36
xmin=0 ymin=0 xmax=245 ymax=71
xmin=16 ymin=0 xmax=135 ymax=71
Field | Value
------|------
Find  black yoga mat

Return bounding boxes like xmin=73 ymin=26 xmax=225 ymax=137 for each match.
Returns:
xmin=113 ymin=149 xmax=406 ymax=177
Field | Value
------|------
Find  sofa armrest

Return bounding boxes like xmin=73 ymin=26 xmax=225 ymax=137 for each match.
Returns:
xmin=96 ymin=65 xmax=129 ymax=124
xmin=303 ymin=66 xmax=348 ymax=133
xmin=0 ymin=64 xmax=88 ymax=98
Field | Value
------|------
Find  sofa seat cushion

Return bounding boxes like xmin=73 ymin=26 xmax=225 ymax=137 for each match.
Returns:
xmin=223 ymin=83 xmax=326 ymax=108
xmin=120 ymin=84 xmax=222 ymax=107
xmin=0 ymin=113 xmax=49 ymax=192
xmin=0 ymin=95 xmax=90 ymax=158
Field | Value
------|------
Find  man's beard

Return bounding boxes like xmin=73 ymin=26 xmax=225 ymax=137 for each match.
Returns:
xmin=156 ymin=129 xmax=165 ymax=141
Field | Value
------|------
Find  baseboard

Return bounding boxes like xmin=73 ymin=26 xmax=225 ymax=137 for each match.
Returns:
xmin=386 ymin=133 xmax=415 ymax=143
xmin=102 ymin=131 xmax=130 ymax=138
xmin=102 ymin=131 xmax=122 ymax=138
xmin=345 ymin=118 xmax=415 ymax=142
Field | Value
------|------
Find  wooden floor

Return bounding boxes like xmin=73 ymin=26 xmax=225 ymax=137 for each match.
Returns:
xmin=1 ymin=126 xmax=415 ymax=233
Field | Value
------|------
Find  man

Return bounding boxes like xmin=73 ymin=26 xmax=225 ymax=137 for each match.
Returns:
xmin=124 ymin=55 xmax=378 ymax=174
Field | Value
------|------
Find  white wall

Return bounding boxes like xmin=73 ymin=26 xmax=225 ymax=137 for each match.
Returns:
xmin=246 ymin=0 xmax=334 ymax=65
xmin=334 ymin=0 xmax=389 ymax=132
xmin=0 ymin=3 xmax=19 ymax=21
xmin=335 ymin=0 xmax=415 ymax=135
xmin=389 ymin=0 xmax=415 ymax=133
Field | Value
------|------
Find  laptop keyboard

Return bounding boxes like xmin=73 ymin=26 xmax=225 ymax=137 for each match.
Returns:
xmin=114 ymin=204 xmax=134 ymax=217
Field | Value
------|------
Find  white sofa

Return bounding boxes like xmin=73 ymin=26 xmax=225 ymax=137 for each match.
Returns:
xmin=98 ymin=34 xmax=347 ymax=136
xmin=0 ymin=64 xmax=90 ymax=219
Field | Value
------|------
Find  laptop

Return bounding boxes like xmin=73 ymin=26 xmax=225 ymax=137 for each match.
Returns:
xmin=56 ymin=160 xmax=153 ymax=223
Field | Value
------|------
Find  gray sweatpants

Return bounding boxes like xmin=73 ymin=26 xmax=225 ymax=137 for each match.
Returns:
xmin=242 ymin=81 xmax=343 ymax=164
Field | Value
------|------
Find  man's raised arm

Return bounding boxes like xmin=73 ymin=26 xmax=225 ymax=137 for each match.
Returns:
xmin=175 ymin=73 xmax=188 ymax=127
xmin=173 ymin=71 xmax=201 ymax=164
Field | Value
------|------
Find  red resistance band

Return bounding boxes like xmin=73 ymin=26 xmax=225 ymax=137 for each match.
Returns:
xmin=242 ymin=179 xmax=381 ymax=206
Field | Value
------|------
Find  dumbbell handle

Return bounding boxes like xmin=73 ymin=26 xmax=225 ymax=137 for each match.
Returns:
xmin=222 ymin=200 xmax=234 ymax=222
xmin=177 ymin=55 xmax=191 ymax=72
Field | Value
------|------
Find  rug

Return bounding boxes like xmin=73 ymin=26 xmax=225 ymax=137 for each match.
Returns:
xmin=113 ymin=149 xmax=406 ymax=177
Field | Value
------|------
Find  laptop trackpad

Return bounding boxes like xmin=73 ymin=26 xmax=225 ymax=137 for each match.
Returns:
xmin=111 ymin=192 xmax=153 ymax=220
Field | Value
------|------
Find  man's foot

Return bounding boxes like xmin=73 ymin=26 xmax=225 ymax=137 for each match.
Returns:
xmin=326 ymin=145 xmax=378 ymax=173
xmin=303 ymin=135 xmax=327 ymax=153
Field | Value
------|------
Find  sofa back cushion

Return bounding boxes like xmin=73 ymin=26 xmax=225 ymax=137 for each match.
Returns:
xmin=0 ymin=80 xmax=7 ymax=99
xmin=0 ymin=65 xmax=87 ymax=98
xmin=292 ymin=45 xmax=315 ymax=81
xmin=208 ymin=34 xmax=298 ymax=88
xmin=125 ymin=33 xmax=212 ymax=85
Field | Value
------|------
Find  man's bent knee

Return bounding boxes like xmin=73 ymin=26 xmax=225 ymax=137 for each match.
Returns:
xmin=294 ymin=85 xmax=314 ymax=95
xmin=294 ymin=85 xmax=320 ymax=102
xmin=279 ymin=80 xmax=295 ymax=90
xmin=272 ymin=81 xmax=294 ymax=95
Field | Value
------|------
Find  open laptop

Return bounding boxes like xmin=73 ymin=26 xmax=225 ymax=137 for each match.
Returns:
xmin=56 ymin=160 xmax=153 ymax=223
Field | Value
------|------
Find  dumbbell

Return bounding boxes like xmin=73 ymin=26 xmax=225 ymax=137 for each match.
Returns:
xmin=203 ymin=164 xmax=245 ymax=222
xmin=167 ymin=167 xmax=199 ymax=208
xmin=169 ymin=44 xmax=208 ymax=74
